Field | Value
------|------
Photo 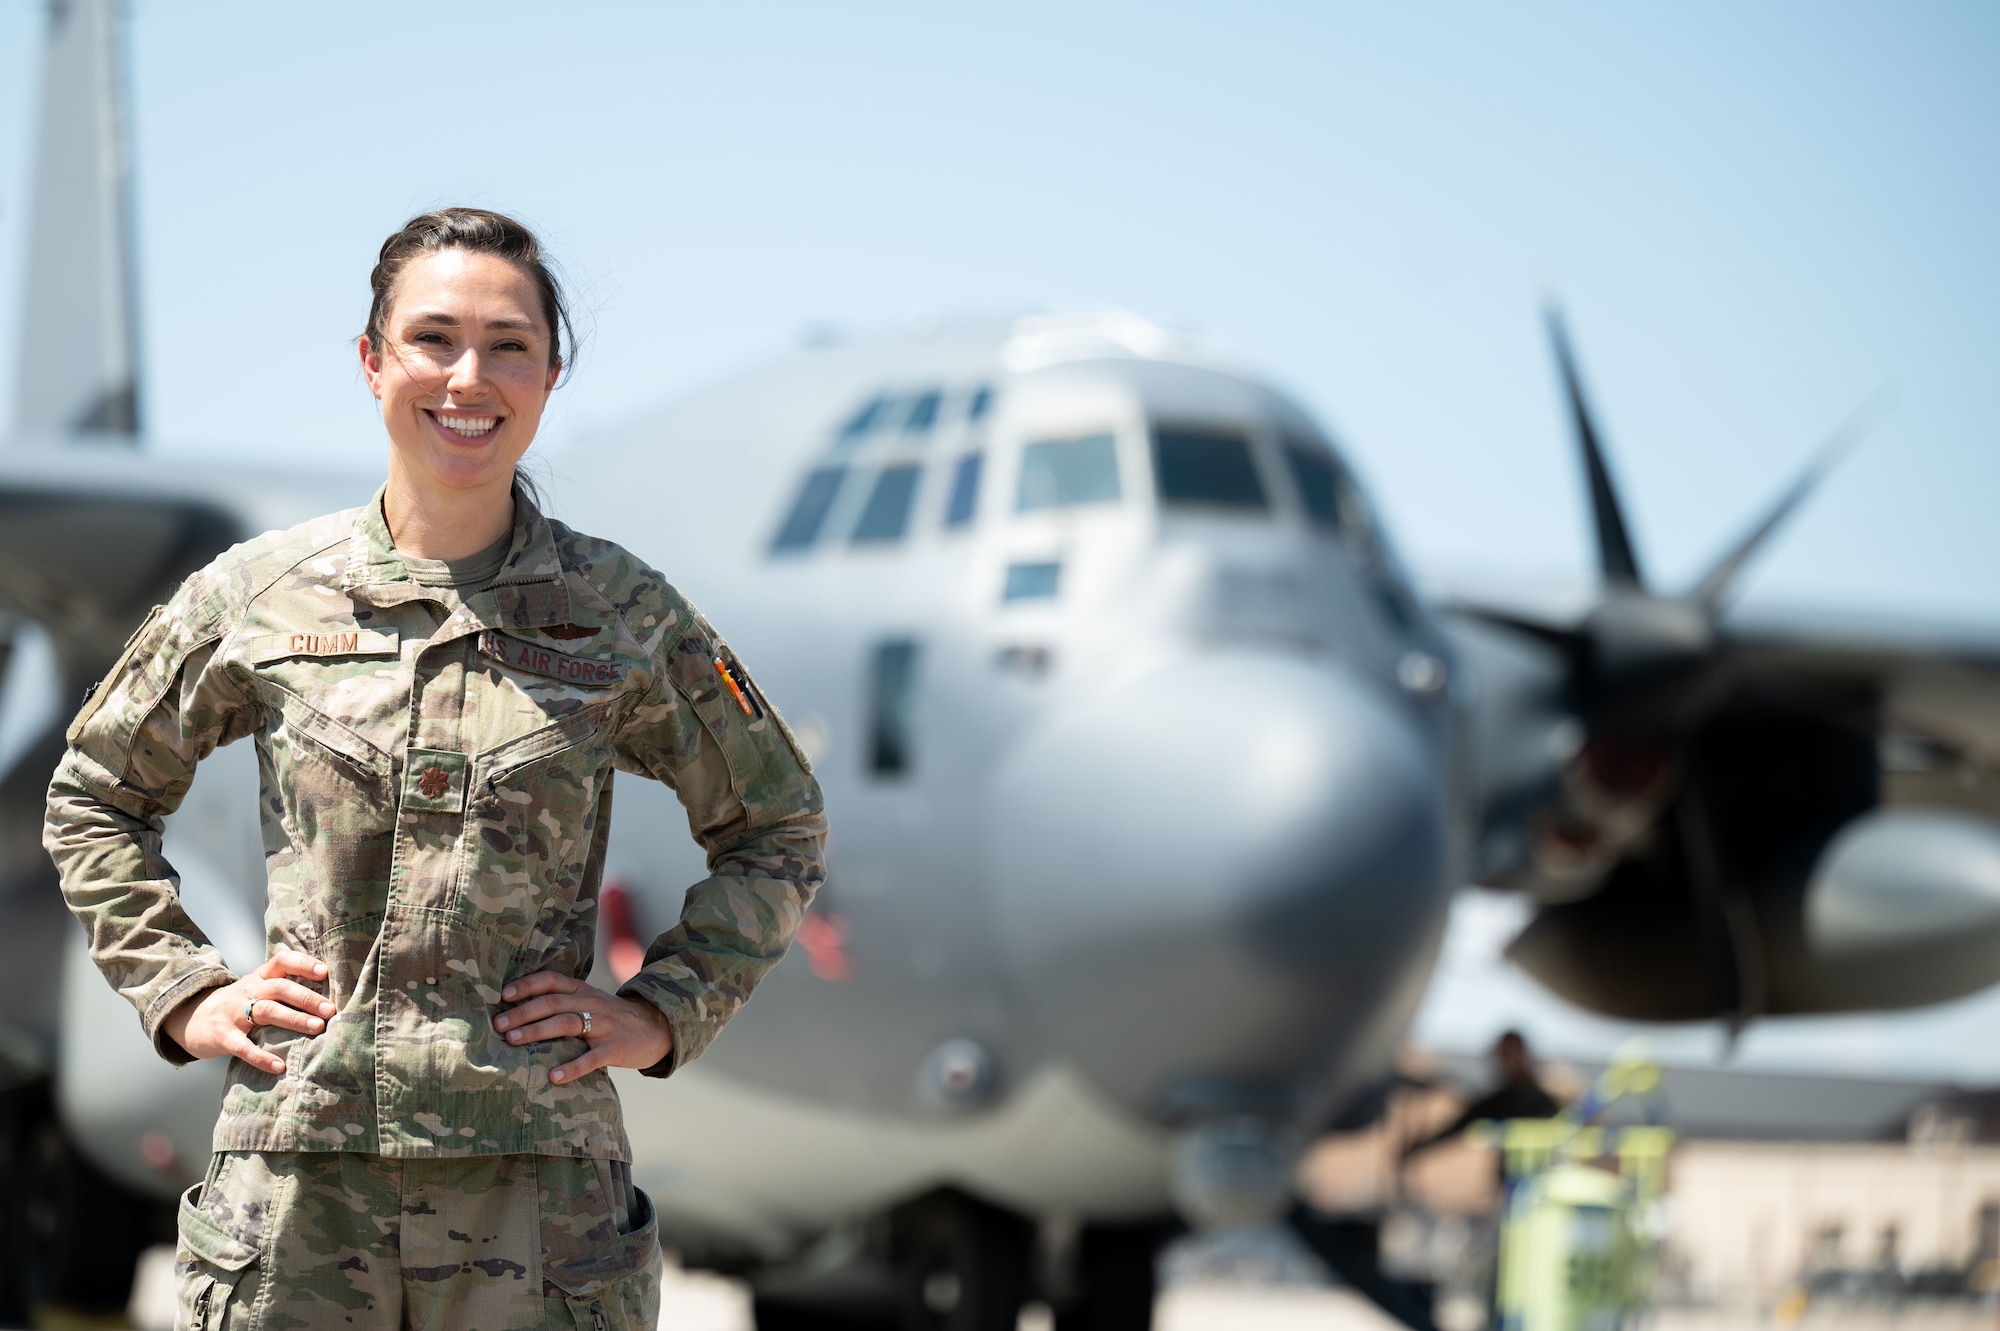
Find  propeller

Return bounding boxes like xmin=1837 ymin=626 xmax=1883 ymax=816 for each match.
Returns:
xmin=1546 ymin=309 xmax=1645 ymax=590
xmin=1466 ymin=307 xmax=1880 ymax=729
xmin=1471 ymin=308 xmax=1885 ymax=1032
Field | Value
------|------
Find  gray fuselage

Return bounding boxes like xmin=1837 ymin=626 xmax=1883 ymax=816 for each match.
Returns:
xmin=550 ymin=317 xmax=1465 ymax=1253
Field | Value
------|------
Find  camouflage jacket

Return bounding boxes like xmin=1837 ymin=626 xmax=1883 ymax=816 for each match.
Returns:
xmin=43 ymin=488 xmax=825 ymax=1161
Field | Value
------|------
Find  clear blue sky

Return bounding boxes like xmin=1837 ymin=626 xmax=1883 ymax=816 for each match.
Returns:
xmin=1 ymin=2 xmax=1995 ymax=621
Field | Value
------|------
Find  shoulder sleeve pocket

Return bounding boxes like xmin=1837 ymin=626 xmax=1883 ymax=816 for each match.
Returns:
xmin=666 ymin=623 xmax=818 ymax=827
xmin=66 ymin=603 xmax=168 ymax=746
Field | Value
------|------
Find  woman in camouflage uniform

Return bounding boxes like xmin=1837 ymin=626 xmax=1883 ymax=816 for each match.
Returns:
xmin=43 ymin=209 xmax=827 ymax=1330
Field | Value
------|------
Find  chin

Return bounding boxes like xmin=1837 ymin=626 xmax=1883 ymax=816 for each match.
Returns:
xmin=419 ymin=448 xmax=517 ymax=494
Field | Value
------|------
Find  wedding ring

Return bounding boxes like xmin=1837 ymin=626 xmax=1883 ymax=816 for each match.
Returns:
xmin=244 ymin=1000 xmax=256 ymax=1026
xmin=580 ymin=1011 xmax=592 ymax=1036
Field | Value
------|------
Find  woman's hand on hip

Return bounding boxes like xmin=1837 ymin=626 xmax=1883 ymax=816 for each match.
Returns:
xmin=162 ymin=948 xmax=336 ymax=1074
xmin=494 ymin=971 xmax=674 ymax=1084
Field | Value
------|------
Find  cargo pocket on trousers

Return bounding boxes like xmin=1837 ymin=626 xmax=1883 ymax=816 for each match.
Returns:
xmin=541 ymin=1185 xmax=662 ymax=1331
xmin=175 ymin=1179 xmax=262 ymax=1331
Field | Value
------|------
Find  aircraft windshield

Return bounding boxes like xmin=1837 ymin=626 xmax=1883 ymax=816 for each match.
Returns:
xmin=852 ymin=466 xmax=921 ymax=542
xmin=772 ymin=467 xmax=846 ymax=551
xmin=1018 ymin=435 xmax=1120 ymax=511
xmin=1153 ymin=428 xmax=1268 ymax=510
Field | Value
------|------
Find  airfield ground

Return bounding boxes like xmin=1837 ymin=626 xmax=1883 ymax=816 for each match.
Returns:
xmin=649 ymin=1262 xmax=2000 ymax=1330
xmin=108 ymin=1239 xmax=2000 ymax=1330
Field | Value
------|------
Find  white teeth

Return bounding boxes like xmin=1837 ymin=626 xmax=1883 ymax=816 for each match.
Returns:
xmin=436 ymin=414 xmax=498 ymax=436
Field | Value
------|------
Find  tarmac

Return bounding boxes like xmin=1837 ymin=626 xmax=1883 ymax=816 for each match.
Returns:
xmin=117 ymin=1241 xmax=2000 ymax=1330
xmin=648 ymin=1261 xmax=1410 ymax=1331
xmin=649 ymin=1266 xmax=2000 ymax=1330
xmin=118 ymin=1241 xmax=1408 ymax=1331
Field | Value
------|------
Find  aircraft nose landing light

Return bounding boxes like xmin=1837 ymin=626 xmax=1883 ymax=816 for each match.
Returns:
xmin=917 ymin=1037 xmax=999 ymax=1111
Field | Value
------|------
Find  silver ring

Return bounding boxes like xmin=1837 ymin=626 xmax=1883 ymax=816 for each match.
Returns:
xmin=243 ymin=999 xmax=256 ymax=1026
xmin=580 ymin=1011 xmax=592 ymax=1036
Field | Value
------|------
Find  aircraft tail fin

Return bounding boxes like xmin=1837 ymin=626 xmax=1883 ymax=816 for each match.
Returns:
xmin=11 ymin=0 xmax=142 ymax=445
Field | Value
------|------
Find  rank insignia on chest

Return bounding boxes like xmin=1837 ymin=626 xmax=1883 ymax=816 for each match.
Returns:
xmin=478 ymin=630 xmax=623 ymax=687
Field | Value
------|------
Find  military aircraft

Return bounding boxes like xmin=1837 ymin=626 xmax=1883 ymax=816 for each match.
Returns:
xmin=6 ymin=4 xmax=2000 ymax=1330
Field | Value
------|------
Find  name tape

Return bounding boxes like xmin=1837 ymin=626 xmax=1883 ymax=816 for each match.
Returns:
xmin=249 ymin=629 xmax=400 ymax=664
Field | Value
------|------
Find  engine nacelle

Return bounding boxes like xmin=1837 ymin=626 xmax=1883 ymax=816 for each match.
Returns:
xmin=1506 ymin=808 xmax=2000 ymax=1021
xmin=1803 ymin=809 xmax=2000 ymax=1009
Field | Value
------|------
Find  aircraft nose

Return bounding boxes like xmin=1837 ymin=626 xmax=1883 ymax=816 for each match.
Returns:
xmin=985 ymin=650 xmax=1451 ymax=1122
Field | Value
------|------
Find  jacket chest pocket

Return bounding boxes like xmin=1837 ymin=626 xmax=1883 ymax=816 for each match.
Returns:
xmin=256 ymin=685 xmax=397 ymax=936
xmin=462 ymin=707 xmax=612 ymax=945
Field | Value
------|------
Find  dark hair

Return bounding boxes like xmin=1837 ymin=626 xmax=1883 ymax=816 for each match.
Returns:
xmin=364 ymin=207 xmax=576 ymax=383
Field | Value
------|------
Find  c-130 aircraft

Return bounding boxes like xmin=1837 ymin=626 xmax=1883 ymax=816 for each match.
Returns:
xmin=7 ymin=4 xmax=2000 ymax=1329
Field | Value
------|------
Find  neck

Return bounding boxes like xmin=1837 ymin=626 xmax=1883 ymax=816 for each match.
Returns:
xmin=382 ymin=464 xmax=517 ymax=561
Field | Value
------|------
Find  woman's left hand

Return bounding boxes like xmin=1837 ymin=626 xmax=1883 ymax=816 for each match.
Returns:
xmin=493 ymin=972 xmax=674 ymax=1085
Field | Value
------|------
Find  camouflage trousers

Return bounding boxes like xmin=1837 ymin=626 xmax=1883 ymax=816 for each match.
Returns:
xmin=173 ymin=1151 xmax=662 ymax=1331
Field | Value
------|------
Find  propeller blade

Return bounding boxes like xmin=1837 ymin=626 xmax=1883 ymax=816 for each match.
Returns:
xmin=1687 ymin=388 xmax=1892 ymax=611
xmin=1547 ymin=307 xmax=1646 ymax=590
xmin=1677 ymin=770 xmax=1767 ymax=1044
xmin=1446 ymin=601 xmax=1583 ymax=655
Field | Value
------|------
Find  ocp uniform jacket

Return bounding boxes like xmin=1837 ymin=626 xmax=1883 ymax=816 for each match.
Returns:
xmin=44 ymin=488 xmax=825 ymax=1161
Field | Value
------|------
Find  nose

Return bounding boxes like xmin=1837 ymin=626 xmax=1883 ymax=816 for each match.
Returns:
xmin=444 ymin=345 xmax=488 ymax=397
xmin=983 ymin=650 xmax=1451 ymax=1124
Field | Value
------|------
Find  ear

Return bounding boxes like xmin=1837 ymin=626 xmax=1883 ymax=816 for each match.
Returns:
xmin=544 ymin=354 xmax=562 ymax=395
xmin=358 ymin=335 xmax=385 ymax=401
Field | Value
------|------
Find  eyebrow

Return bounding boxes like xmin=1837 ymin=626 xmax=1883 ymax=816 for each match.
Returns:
xmin=405 ymin=311 xmax=541 ymax=333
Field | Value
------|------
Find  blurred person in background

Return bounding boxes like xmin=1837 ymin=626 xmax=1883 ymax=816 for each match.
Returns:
xmin=1402 ymin=1031 xmax=1562 ymax=1164
xmin=42 ymin=208 xmax=826 ymax=1331
xmin=1395 ymin=1031 xmax=1563 ymax=1331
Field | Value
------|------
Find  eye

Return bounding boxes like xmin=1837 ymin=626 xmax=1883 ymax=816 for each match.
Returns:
xmin=495 ymin=338 xmax=528 ymax=353
xmin=413 ymin=330 xmax=450 ymax=346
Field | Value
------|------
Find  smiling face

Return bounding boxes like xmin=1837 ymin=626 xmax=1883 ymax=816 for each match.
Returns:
xmin=360 ymin=247 xmax=560 ymax=509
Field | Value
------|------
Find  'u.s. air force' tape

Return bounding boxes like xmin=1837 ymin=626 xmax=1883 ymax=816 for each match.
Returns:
xmin=478 ymin=631 xmax=623 ymax=687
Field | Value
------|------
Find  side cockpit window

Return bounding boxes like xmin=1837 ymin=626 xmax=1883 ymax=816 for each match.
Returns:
xmin=776 ymin=385 xmax=1001 ymax=554
xmin=852 ymin=466 xmax=921 ymax=543
xmin=902 ymin=391 xmax=941 ymax=436
xmin=1153 ymin=428 xmax=1268 ymax=511
xmin=1018 ymin=435 xmax=1120 ymax=511
xmin=1285 ymin=433 xmax=1422 ymax=638
xmin=868 ymin=639 xmax=921 ymax=777
xmin=945 ymin=453 xmax=983 ymax=527
xmin=772 ymin=467 xmax=846 ymax=552
xmin=1283 ymin=441 xmax=1342 ymax=532
xmin=837 ymin=397 xmax=888 ymax=446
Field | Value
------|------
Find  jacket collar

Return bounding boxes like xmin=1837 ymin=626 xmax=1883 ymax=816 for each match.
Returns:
xmin=341 ymin=483 xmax=574 ymax=630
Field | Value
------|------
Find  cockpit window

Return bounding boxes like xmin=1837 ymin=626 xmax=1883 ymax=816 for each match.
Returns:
xmin=1283 ymin=442 xmax=1342 ymax=531
xmin=852 ymin=466 xmax=921 ymax=543
xmin=837 ymin=396 xmax=888 ymax=444
xmin=945 ymin=453 xmax=983 ymax=527
xmin=1153 ymin=428 xmax=1268 ymax=510
xmin=967 ymin=386 xmax=994 ymax=423
xmin=868 ymin=638 xmax=921 ymax=776
xmin=772 ymin=467 xmax=846 ymax=551
xmin=903 ymin=391 xmax=941 ymax=435
xmin=1018 ymin=435 xmax=1121 ymax=511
